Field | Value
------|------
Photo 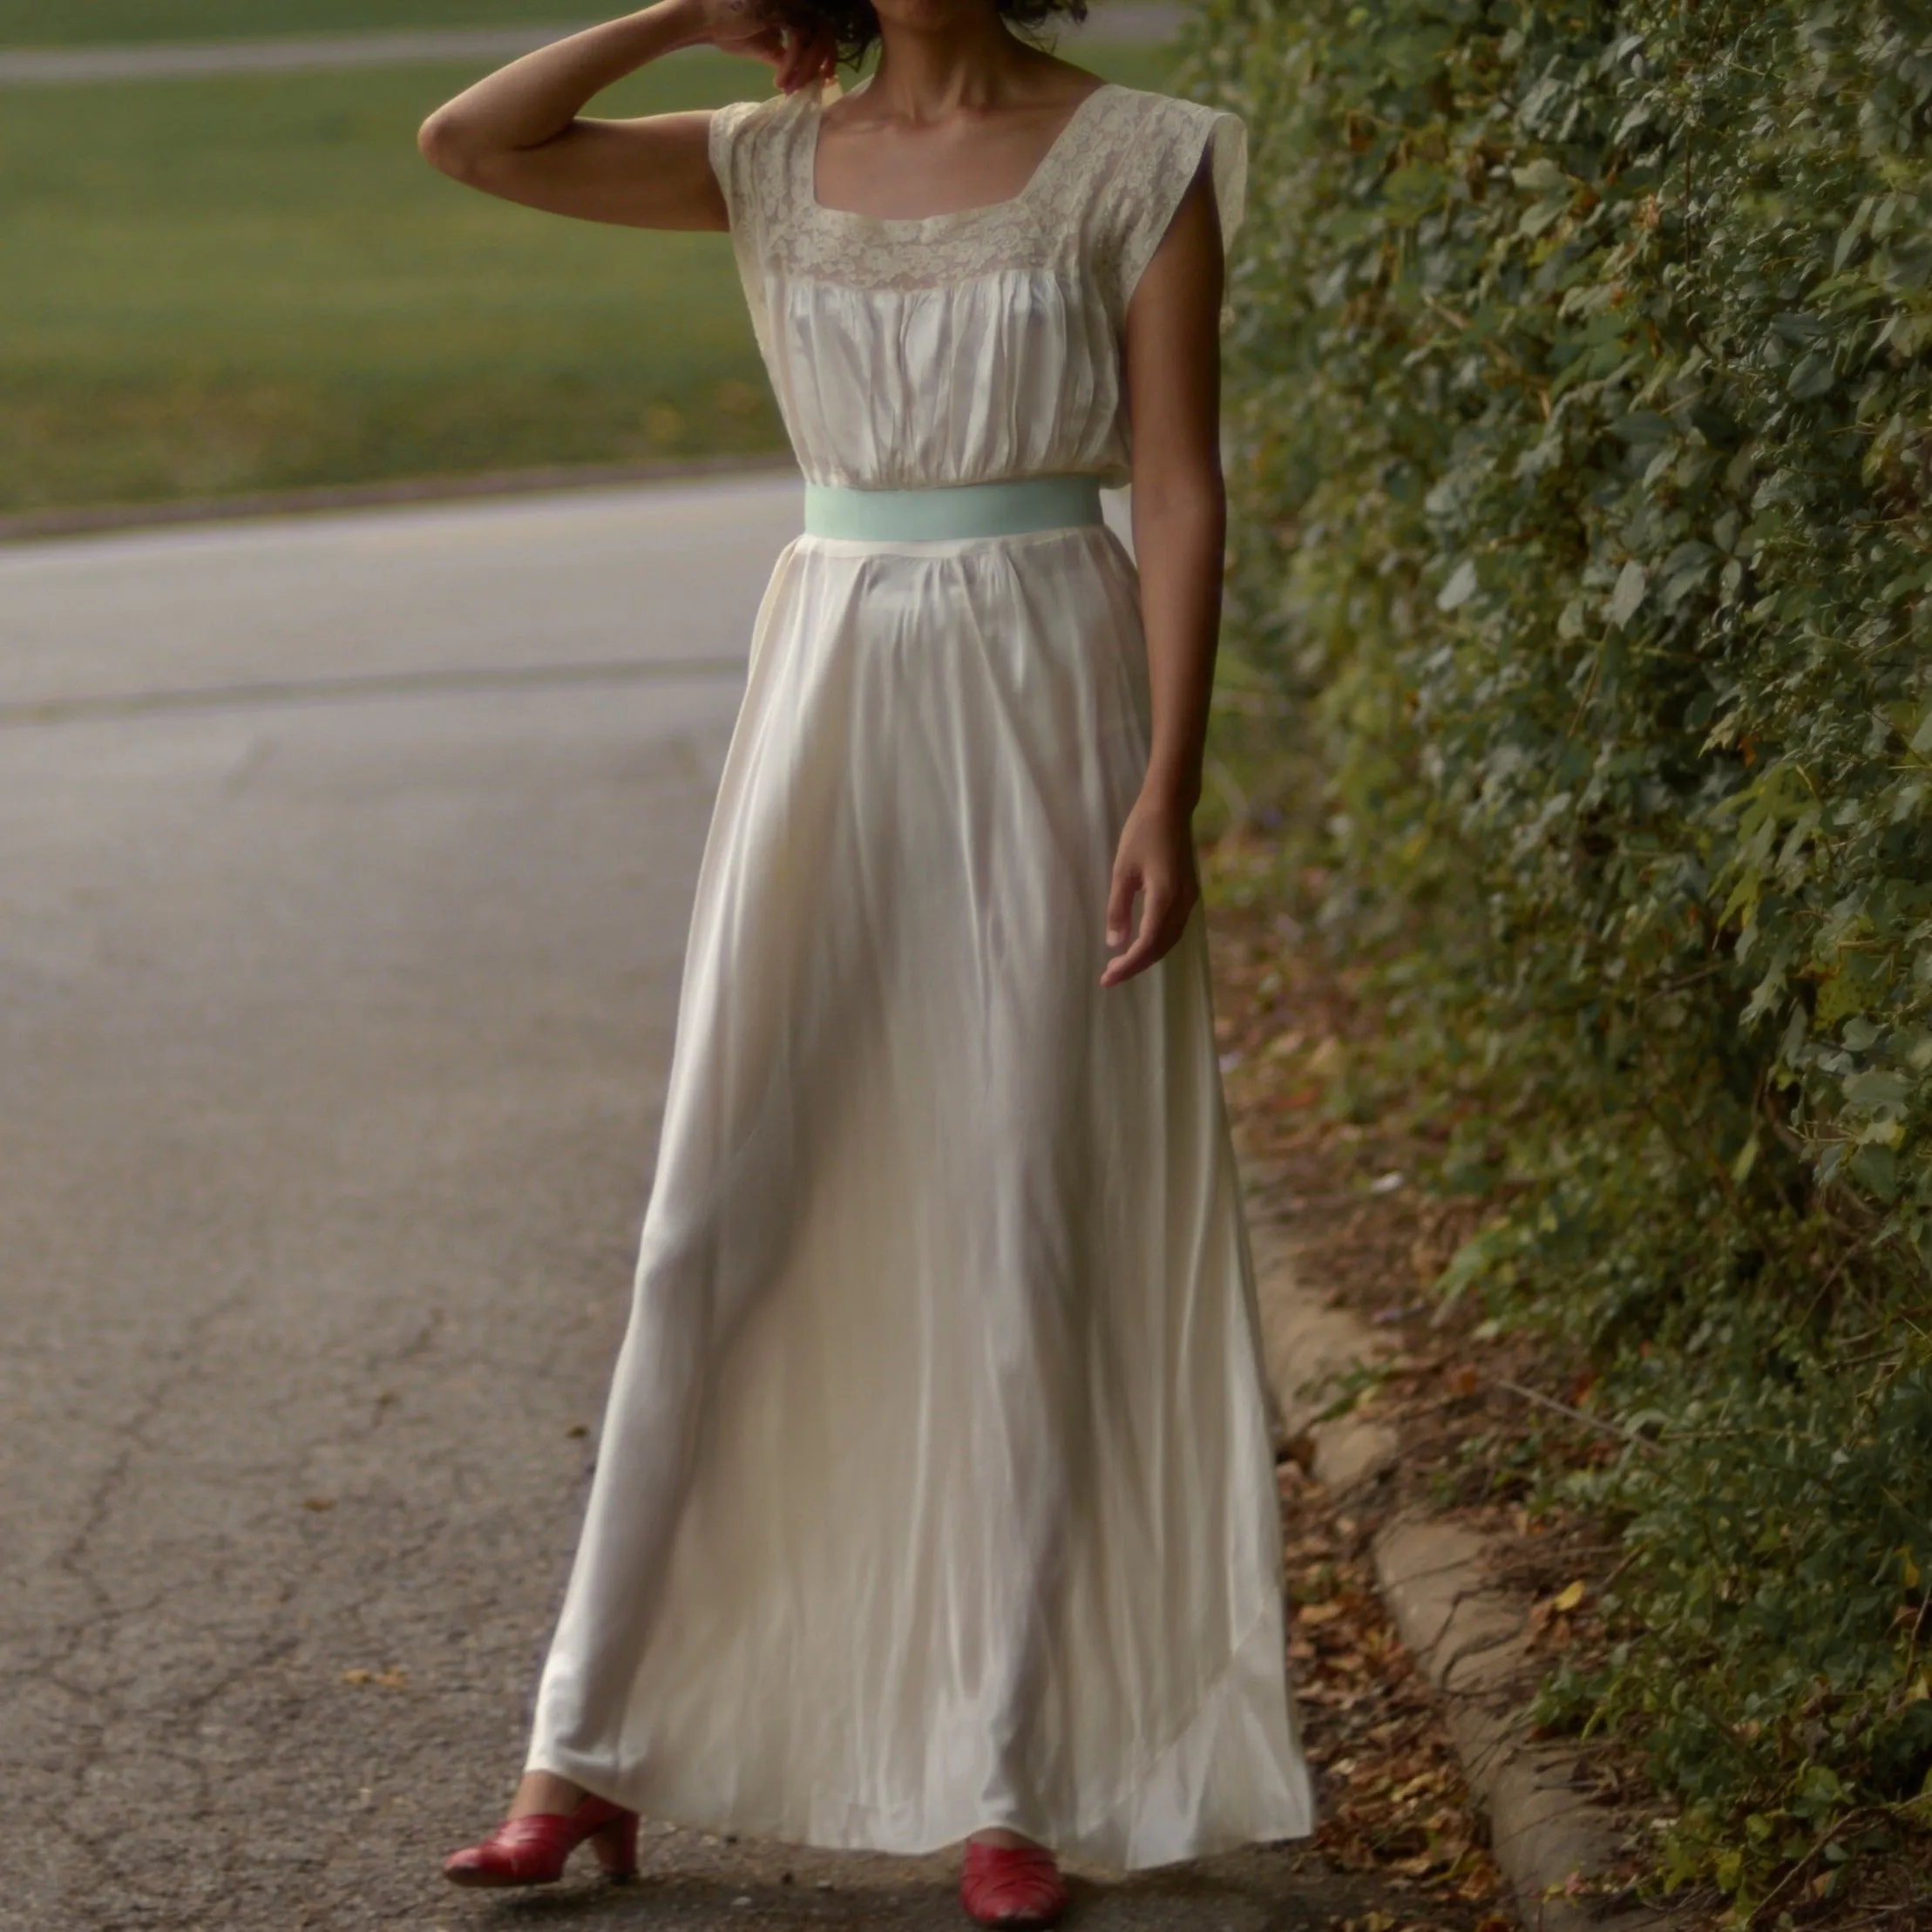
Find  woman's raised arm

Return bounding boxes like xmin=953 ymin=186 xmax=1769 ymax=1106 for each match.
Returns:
xmin=417 ymin=0 xmax=837 ymax=230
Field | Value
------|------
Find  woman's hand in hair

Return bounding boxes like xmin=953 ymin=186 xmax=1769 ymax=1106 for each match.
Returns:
xmin=701 ymin=0 xmax=840 ymax=91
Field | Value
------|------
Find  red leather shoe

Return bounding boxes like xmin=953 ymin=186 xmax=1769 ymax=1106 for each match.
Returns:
xmin=443 ymin=1794 xmax=639 ymax=1888
xmin=960 ymin=1839 xmax=1068 ymax=1928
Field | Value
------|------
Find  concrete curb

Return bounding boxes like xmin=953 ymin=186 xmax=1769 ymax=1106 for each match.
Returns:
xmin=1244 ymin=1182 xmax=1667 ymax=1932
xmin=1375 ymin=1518 xmax=1665 ymax=1932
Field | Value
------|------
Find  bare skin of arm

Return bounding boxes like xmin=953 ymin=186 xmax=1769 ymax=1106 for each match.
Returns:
xmin=415 ymin=0 xmax=837 ymax=227
xmin=1101 ymin=159 xmax=1227 ymax=990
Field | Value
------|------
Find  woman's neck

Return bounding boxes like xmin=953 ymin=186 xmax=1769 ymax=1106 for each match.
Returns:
xmin=864 ymin=10 xmax=1050 ymax=119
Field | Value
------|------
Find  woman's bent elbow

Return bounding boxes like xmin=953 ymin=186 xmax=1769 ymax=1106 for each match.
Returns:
xmin=417 ymin=110 xmax=478 ymax=179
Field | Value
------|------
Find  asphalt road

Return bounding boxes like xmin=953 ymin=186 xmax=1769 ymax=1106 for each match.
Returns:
xmin=0 ymin=476 xmax=1438 ymax=1932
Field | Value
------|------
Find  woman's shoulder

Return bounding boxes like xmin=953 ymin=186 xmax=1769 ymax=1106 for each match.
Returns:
xmin=1072 ymin=83 xmax=1249 ymax=313
xmin=707 ymin=83 xmax=819 ymax=221
xmin=711 ymin=82 xmax=817 ymax=146
xmin=1070 ymin=82 xmax=1247 ymax=226
xmin=1071 ymin=82 xmax=1246 ymax=216
xmin=1043 ymin=79 xmax=1240 ymax=224
xmin=1087 ymin=81 xmax=1244 ymax=142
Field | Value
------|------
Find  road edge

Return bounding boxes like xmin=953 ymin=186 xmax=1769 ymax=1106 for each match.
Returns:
xmin=1244 ymin=1194 xmax=1672 ymax=1932
xmin=0 ymin=451 xmax=802 ymax=547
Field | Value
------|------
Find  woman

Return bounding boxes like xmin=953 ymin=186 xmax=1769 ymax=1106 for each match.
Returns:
xmin=418 ymin=0 xmax=1313 ymax=1922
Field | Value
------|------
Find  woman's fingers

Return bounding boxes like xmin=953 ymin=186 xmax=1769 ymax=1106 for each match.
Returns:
xmin=770 ymin=23 xmax=837 ymax=91
xmin=1101 ymin=882 xmax=1182 ymax=987
xmin=721 ymin=20 xmax=785 ymax=67
xmin=796 ymin=25 xmax=834 ymax=84
xmin=1103 ymin=808 xmax=1200 ymax=985
xmin=708 ymin=2 xmax=827 ymax=82
xmin=1105 ymin=860 xmax=1141 ymax=949
xmin=708 ymin=0 xmax=771 ymax=53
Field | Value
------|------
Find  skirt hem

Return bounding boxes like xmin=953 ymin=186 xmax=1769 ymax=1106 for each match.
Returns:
xmin=524 ymin=1606 xmax=1317 ymax=1874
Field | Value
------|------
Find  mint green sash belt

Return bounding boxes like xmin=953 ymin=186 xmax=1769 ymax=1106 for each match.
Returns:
xmin=802 ymin=474 xmax=1104 ymax=542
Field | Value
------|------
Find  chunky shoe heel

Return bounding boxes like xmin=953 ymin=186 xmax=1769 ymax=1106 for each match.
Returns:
xmin=443 ymin=1794 xmax=640 ymax=1888
xmin=586 ymin=1804 xmax=640 ymax=1880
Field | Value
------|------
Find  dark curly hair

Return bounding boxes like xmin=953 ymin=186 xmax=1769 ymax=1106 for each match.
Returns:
xmin=763 ymin=0 xmax=1089 ymax=68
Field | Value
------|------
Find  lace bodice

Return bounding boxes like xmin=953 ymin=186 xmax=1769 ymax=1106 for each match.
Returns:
xmin=707 ymin=78 xmax=1246 ymax=491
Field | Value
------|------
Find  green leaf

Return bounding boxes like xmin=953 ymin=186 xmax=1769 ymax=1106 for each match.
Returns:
xmin=1511 ymin=158 xmax=1570 ymax=193
xmin=1609 ymin=560 xmax=1649 ymax=627
xmin=1437 ymin=559 xmax=1480 ymax=611
xmin=1843 ymin=1070 xmax=1910 ymax=1110
xmin=1849 ymin=1143 xmax=1899 ymax=1200
xmin=1787 ymin=351 xmax=1837 ymax=400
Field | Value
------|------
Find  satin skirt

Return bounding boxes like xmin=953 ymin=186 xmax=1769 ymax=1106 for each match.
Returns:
xmin=525 ymin=523 xmax=1314 ymax=1870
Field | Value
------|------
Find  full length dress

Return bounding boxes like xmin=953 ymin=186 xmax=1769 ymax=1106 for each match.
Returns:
xmin=524 ymin=74 xmax=1315 ymax=1873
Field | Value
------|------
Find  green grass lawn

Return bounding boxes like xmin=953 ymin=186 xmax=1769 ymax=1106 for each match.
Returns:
xmin=1 ymin=43 xmax=1176 ymax=514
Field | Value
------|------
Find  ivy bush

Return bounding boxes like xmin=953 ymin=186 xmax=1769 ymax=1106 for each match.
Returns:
xmin=1183 ymin=0 xmax=1932 ymax=1912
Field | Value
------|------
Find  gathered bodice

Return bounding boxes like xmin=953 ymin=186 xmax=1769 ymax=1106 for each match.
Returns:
xmin=707 ymin=78 xmax=1246 ymax=491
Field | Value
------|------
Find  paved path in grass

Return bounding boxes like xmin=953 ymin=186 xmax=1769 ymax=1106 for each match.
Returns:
xmin=0 ymin=474 xmax=1446 ymax=1932
xmin=0 ymin=4 xmax=1177 ymax=84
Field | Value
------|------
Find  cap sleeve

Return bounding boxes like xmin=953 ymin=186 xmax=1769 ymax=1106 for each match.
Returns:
xmin=706 ymin=89 xmax=803 ymax=358
xmin=707 ymin=95 xmax=767 ymax=241
xmin=1102 ymin=94 xmax=1249 ymax=324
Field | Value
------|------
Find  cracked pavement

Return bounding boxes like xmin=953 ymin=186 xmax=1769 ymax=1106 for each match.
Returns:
xmin=0 ymin=477 xmax=1440 ymax=1931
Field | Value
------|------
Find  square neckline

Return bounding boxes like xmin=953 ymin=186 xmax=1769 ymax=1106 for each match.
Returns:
xmin=801 ymin=77 xmax=1120 ymax=232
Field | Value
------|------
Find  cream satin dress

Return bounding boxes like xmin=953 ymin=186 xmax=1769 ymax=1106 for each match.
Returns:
xmin=524 ymin=74 xmax=1315 ymax=1872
